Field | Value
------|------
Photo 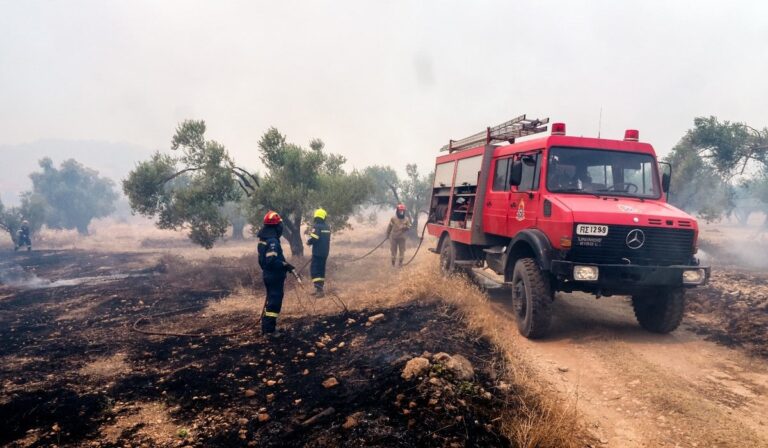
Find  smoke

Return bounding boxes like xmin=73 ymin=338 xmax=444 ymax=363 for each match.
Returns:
xmin=698 ymin=219 xmax=768 ymax=270
xmin=0 ymin=265 xmax=51 ymax=289
xmin=0 ymin=264 xmax=145 ymax=290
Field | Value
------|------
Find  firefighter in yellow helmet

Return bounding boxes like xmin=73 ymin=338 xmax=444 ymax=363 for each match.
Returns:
xmin=306 ymin=208 xmax=331 ymax=297
xmin=386 ymin=204 xmax=411 ymax=267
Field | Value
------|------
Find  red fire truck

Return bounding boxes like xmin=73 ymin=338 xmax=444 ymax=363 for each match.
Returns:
xmin=426 ymin=115 xmax=710 ymax=338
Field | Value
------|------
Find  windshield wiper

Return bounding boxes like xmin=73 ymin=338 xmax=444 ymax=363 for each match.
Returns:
xmin=559 ymin=187 xmax=602 ymax=198
xmin=595 ymin=189 xmax=646 ymax=201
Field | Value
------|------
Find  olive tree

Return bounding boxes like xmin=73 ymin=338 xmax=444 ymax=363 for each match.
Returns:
xmin=123 ymin=120 xmax=258 ymax=248
xmin=248 ymin=128 xmax=373 ymax=256
xmin=0 ymin=193 xmax=47 ymax=246
xmin=364 ymin=164 xmax=432 ymax=235
xmin=29 ymin=158 xmax=118 ymax=234
xmin=666 ymin=116 xmax=768 ymax=222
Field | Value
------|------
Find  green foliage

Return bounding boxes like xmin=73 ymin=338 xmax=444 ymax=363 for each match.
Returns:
xmin=364 ymin=164 xmax=433 ymax=234
xmin=667 ymin=116 xmax=768 ymax=222
xmin=248 ymin=128 xmax=373 ymax=256
xmin=688 ymin=116 xmax=756 ymax=177
xmin=0 ymin=193 xmax=47 ymax=244
xmin=29 ymin=158 xmax=118 ymax=234
xmin=123 ymin=120 xmax=257 ymax=248
xmin=665 ymin=137 xmax=732 ymax=222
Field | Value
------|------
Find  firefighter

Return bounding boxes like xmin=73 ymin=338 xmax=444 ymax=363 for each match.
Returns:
xmin=386 ymin=204 xmax=411 ymax=267
xmin=306 ymin=208 xmax=331 ymax=297
xmin=15 ymin=220 xmax=32 ymax=252
xmin=257 ymin=211 xmax=295 ymax=336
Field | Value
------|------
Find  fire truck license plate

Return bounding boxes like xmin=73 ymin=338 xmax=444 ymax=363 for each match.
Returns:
xmin=576 ymin=224 xmax=609 ymax=236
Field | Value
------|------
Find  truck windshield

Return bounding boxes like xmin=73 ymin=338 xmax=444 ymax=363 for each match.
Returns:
xmin=546 ymin=147 xmax=660 ymax=199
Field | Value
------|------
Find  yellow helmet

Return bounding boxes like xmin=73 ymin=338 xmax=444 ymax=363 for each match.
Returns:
xmin=313 ymin=208 xmax=328 ymax=220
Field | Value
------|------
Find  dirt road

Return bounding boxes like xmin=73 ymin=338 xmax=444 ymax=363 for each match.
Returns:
xmin=488 ymin=289 xmax=768 ymax=447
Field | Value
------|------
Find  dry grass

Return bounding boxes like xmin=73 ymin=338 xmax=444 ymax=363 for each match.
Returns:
xmin=157 ymin=252 xmax=259 ymax=293
xmin=79 ymin=352 xmax=131 ymax=380
xmin=100 ymin=401 xmax=185 ymax=445
xmin=385 ymin=263 xmax=584 ymax=448
xmin=22 ymin=219 xmax=585 ymax=446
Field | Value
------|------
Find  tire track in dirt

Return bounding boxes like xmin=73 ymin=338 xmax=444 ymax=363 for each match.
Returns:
xmin=488 ymin=290 xmax=768 ymax=447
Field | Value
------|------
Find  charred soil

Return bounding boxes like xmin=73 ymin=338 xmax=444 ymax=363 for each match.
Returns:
xmin=0 ymin=250 xmax=516 ymax=447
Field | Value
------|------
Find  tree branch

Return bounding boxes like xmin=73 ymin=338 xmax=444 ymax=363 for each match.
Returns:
xmin=233 ymin=166 xmax=259 ymax=187
xmin=236 ymin=180 xmax=251 ymax=197
xmin=385 ymin=181 xmax=401 ymax=204
xmin=232 ymin=170 xmax=255 ymax=193
xmin=162 ymin=167 xmax=203 ymax=184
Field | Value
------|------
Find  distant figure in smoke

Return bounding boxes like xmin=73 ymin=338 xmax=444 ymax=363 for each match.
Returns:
xmin=15 ymin=220 xmax=32 ymax=252
xmin=386 ymin=204 xmax=411 ymax=267
xmin=257 ymin=211 xmax=295 ymax=336
xmin=306 ymin=208 xmax=331 ymax=297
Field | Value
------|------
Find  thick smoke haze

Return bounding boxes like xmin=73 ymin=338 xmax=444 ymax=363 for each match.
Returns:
xmin=2 ymin=0 xmax=768 ymax=202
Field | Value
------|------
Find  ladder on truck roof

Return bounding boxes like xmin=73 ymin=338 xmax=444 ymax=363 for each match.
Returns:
xmin=440 ymin=114 xmax=550 ymax=152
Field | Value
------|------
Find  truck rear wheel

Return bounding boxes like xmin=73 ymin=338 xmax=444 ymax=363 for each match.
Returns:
xmin=631 ymin=289 xmax=685 ymax=334
xmin=511 ymin=258 xmax=553 ymax=339
xmin=439 ymin=237 xmax=458 ymax=276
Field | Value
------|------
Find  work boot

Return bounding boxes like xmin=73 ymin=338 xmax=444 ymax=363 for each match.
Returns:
xmin=391 ymin=259 xmax=396 ymax=267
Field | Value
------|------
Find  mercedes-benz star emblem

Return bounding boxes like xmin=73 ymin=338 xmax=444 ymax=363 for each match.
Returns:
xmin=626 ymin=229 xmax=645 ymax=249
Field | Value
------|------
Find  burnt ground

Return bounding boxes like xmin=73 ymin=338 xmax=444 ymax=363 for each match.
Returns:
xmin=686 ymin=269 xmax=768 ymax=358
xmin=0 ymin=250 xmax=515 ymax=447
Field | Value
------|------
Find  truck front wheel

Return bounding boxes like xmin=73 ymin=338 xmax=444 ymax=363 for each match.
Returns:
xmin=511 ymin=258 xmax=553 ymax=339
xmin=631 ymin=289 xmax=685 ymax=334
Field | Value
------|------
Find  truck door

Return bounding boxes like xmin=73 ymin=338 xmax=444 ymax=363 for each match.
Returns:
xmin=482 ymin=157 xmax=512 ymax=236
xmin=508 ymin=152 xmax=542 ymax=236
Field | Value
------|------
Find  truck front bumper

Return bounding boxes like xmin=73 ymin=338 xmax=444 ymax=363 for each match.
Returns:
xmin=550 ymin=260 xmax=711 ymax=292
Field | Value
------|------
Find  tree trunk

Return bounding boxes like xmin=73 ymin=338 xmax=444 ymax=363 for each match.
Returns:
xmin=231 ymin=219 xmax=245 ymax=240
xmin=409 ymin=213 xmax=420 ymax=238
xmin=286 ymin=229 xmax=304 ymax=257
xmin=282 ymin=214 xmax=304 ymax=257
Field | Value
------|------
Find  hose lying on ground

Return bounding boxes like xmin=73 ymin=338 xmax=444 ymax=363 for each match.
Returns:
xmin=131 ymin=305 xmax=251 ymax=338
xmin=133 ymin=212 xmax=426 ymax=338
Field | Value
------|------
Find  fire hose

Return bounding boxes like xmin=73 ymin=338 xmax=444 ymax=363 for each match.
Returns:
xmin=296 ymin=210 xmax=430 ymax=273
xmin=132 ymin=213 xmax=424 ymax=338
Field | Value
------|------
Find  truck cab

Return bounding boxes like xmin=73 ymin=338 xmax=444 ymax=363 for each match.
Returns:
xmin=427 ymin=116 xmax=710 ymax=338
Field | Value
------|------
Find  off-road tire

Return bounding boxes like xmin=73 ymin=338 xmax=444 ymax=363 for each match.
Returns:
xmin=439 ymin=237 xmax=457 ymax=276
xmin=511 ymin=258 xmax=553 ymax=339
xmin=631 ymin=288 xmax=685 ymax=334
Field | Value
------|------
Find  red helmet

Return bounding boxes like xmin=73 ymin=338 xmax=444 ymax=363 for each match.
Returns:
xmin=263 ymin=211 xmax=282 ymax=225
xmin=396 ymin=204 xmax=406 ymax=212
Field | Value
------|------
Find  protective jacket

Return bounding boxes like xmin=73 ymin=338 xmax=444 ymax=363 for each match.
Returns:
xmin=386 ymin=216 xmax=411 ymax=240
xmin=307 ymin=218 xmax=331 ymax=257
xmin=257 ymin=225 xmax=290 ymax=334
xmin=258 ymin=226 xmax=288 ymax=277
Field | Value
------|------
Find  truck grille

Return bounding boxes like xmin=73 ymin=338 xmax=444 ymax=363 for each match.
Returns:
xmin=569 ymin=225 xmax=694 ymax=266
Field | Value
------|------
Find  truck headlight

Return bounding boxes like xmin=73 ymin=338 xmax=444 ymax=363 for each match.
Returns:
xmin=682 ymin=269 xmax=705 ymax=285
xmin=573 ymin=265 xmax=599 ymax=281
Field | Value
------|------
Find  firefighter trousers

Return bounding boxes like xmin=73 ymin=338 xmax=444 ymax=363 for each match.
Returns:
xmin=310 ymin=255 xmax=327 ymax=291
xmin=390 ymin=237 xmax=406 ymax=266
xmin=261 ymin=273 xmax=285 ymax=333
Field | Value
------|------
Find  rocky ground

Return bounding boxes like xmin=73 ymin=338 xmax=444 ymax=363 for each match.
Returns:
xmin=0 ymin=250 xmax=517 ymax=447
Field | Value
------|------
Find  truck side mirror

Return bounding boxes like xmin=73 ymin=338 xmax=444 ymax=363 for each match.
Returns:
xmin=509 ymin=161 xmax=523 ymax=187
xmin=659 ymin=161 xmax=672 ymax=194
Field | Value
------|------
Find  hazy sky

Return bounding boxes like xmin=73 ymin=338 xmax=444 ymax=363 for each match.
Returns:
xmin=2 ymin=0 xmax=767 ymax=179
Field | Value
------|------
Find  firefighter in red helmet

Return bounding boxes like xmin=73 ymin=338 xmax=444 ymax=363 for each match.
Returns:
xmin=386 ymin=204 xmax=411 ymax=267
xmin=257 ymin=211 xmax=295 ymax=336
